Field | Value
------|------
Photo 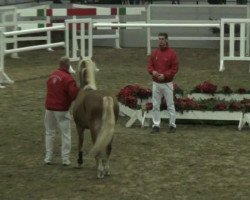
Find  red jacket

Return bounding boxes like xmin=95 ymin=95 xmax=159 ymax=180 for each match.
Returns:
xmin=45 ymin=67 xmax=79 ymax=111
xmin=147 ymin=47 xmax=179 ymax=83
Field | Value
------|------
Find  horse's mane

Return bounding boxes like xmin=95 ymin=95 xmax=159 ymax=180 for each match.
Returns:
xmin=78 ymin=58 xmax=97 ymax=90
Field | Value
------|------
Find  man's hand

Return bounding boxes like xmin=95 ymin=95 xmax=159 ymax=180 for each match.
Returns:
xmin=152 ymin=71 xmax=164 ymax=81
xmin=157 ymin=74 xmax=164 ymax=81
xmin=152 ymin=71 xmax=159 ymax=78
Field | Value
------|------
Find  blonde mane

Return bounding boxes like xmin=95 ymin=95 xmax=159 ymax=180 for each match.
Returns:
xmin=78 ymin=58 xmax=97 ymax=90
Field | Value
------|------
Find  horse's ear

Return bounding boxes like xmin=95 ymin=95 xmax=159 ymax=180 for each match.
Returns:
xmin=90 ymin=60 xmax=100 ymax=72
xmin=94 ymin=63 xmax=100 ymax=72
xmin=69 ymin=65 xmax=76 ymax=74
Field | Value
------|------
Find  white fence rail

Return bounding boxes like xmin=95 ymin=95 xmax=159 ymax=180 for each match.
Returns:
xmin=146 ymin=4 xmax=250 ymax=54
xmin=1 ymin=4 xmax=250 ymax=87
xmin=0 ymin=25 xmax=65 ymax=86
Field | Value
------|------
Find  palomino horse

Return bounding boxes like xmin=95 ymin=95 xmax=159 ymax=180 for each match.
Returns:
xmin=72 ymin=58 xmax=119 ymax=179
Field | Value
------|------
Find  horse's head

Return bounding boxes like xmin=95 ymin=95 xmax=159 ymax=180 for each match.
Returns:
xmin=78 ymin=58 xmax=98 ymax=90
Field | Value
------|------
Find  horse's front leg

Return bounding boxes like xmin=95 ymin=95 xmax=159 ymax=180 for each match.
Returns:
xmin=77 ymin=126 xmax=84 ymax=167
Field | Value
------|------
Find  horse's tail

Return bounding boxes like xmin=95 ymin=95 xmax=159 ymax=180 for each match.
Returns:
xmin=89 ymin=96 xmax=115 ymax=157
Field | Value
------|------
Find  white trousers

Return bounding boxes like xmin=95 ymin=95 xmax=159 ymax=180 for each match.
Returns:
xmin=152 ymin=81 xmax=176 ymax=128
xmin=44 ymin=109 xmax=71 ymax=162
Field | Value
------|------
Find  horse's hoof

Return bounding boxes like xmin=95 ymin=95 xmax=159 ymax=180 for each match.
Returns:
xmin=76 ymin=164 xmax=83 ymax=169
xmin=105 ymin=171 xmax=111 ymax=176
xmin=97 ymin=173 xmax=105 ymax=179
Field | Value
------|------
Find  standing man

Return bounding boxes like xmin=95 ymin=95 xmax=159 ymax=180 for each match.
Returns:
xmin=44 ymin=56 xmax=79 ymax=165
xmin=147 ymin=32 xmax=179 ymax=134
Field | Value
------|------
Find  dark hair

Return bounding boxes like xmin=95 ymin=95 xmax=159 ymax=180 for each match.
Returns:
xmin=59 ymin=56 xmax=70 ymax=68
xmin=158 ymin=32 xmax=168 ymax=40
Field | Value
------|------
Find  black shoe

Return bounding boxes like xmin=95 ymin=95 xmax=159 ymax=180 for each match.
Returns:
xmin=167 ymin=126 xmax=176 ymax=133
xmin=151 ymin=126 xmax=160 ymax=134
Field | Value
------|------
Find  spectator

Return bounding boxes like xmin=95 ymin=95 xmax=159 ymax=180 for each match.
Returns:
xmin=147 ymin=32 xmax=179 ymax=134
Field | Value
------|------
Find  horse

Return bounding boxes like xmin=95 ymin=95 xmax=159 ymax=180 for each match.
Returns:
xmin=72 ymin=58 xmax=119 ymax=179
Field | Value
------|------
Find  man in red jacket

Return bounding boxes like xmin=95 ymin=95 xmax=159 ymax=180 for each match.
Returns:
xmin=147 ymin=32 xmax=179 ymax=134
xmin=44 ymin=56 xmax=79 ymax=165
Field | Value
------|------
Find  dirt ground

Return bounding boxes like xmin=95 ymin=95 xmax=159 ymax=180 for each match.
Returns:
xmin=0 ymin=47 xmax=250 ymax=200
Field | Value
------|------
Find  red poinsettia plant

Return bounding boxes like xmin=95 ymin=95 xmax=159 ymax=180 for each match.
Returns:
xmin=218 ymin=86 xmax=233 ymax=94
xmin=236 ymin=88 xmax=247 ymax=94
xmin=117 ymin=85 xmax=152 ymax=109
xmin=174 ymin=83 xmax=184 ymax=96
xmin=241 ymin=99 xmax=250 ymax=113
xmin=220 ymin=87 xmax=250 ymax=94
xmin=173 ymin=98 xmax=243 ymax=112
xmin=117 ymin=84 xmax=183 ymax=109
xmin=192 ymin=81 xmax=250 ymax=95
xmin=191 ymin=81 xmax=217 ymax=94
xmin=118 ymin=84 xmax=250 ymax=112
xmin=144 ymin=98 xmax=246 ymax=112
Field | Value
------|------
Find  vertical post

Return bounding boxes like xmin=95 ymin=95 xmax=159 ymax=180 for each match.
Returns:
xmin=80 ymin=22 xmax=85 ymax=59
xmin=247 ymin=6 xmax=250 ymax=72
xmin=115 ymin=14 xmax=120 ymax=49
xmin=219 ymin=19 xmax=225 ymax=71
xmin=72 ymin=17 xmax=78 ymax=61
xmin=47 ymin=29 xmax=53 ymax=51
xmin=146 ymin=4 xmax=151 ymax=55
xmin=46 ymin=8 xmax=53 ymax=51
xmin=0 ymin=27 xmax=14 ymax=86
xmin=65 ymin=20 xmax=70 ymax=58
xmin=240 ymin=22 xmax=245 ymax=58
xmin=0 ymin=27 xmax=4 ymax=73
xmin=246 ymin=5 xmax=250 ymax=55
xmin=88 ymin=19 xmax=93 ymax=58
xmin=11 ymin=7 xmax=19 ymax=58
xmin=229 ymin=23 xmax=235 ymax=58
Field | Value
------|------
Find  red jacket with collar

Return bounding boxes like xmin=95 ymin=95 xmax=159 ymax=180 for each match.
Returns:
xmin=45 ymin=67 xmax=79 ymax=111
xmin=147 ymin=47 xmax=179 ymax=83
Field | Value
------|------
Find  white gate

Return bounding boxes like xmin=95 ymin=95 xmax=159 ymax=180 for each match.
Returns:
xmin=219 ymin=18 xmax=250 ymax=72
xmin=65 ymin=18 xmax=93 ymax=61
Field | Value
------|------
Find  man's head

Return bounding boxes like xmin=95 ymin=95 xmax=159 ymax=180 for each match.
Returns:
xmin=158 ymin=32 xmax=168 ymax=49
xmin=59 ymin=56 xmax=70 ymax=70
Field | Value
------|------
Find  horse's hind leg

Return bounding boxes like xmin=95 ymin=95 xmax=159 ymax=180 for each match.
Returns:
xmin=103 ymin=158 xmax=110 ymax=176
xmin=77 ymin=126 xmax=84 ymax=167
xmin=96 ymin=154 xmax=105 ymax=179
xmin=90 ymin=125 xmax=105 ymax=178
xmin=103 ymin=142 xmax=112 ymax=176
